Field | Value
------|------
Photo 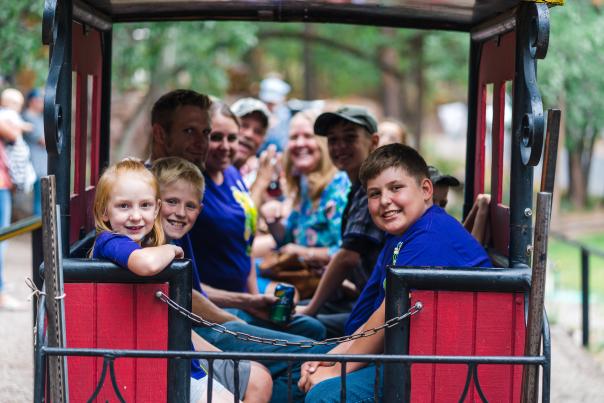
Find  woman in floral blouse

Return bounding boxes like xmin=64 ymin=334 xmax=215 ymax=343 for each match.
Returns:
xmin=259 ymin=109 xmax=350 ymax=293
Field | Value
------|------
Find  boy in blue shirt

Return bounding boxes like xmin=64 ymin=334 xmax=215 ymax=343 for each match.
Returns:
xmin=299 ymin=143 xmax=492 ymax=402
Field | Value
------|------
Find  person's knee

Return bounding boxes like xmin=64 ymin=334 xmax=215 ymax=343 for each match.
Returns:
xmin=244 ymin=362 xmax=272 ymax=403
xmin=291 ymin=315 xmax=326 ymax=340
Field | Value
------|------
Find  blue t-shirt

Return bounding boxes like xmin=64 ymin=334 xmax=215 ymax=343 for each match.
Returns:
xmin=173 ymin=234 xmax=207 ymax=297
xmin=190 ymin=166 xmax=257 ymax=292
xmin=92 ymin=232 xmax=141 ymax=266
xmin=92 ymin=231 xmax=206 ymax=380
xmin=344 ymin=206 xmax=493 ymax=335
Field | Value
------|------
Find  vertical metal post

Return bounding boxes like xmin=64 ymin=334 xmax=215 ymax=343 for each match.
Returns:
xmin=384 ymin=270 xmax=411 ymax=403
xmin=463 ymin=39 xmax=481 ymax=221
xmin=521 ymin=192 xmax=551 ymax=403
xmin=31 ymin=226 xmax=44 ymax=320
xmin=581 ymin=247 xmax=589 ymax=347
xmin=167 ymin=261 xmax=193 ymax=402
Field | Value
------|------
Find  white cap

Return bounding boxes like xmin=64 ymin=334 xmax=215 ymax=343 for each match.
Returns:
xmin=259 ymin=77 xmax=291 ymax=104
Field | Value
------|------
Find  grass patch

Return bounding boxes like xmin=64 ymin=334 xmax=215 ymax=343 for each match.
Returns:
xmin=549 ymin=232 xmax=604 ymax=296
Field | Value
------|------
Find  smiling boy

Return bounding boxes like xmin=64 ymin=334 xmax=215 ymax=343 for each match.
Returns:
xmin=299 ymin=144 xmax=492 ymax=402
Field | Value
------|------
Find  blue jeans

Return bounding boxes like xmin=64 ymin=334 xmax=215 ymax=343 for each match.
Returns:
xmin=305 ymin=364 xmax=383 ymax=403
xmin=227 ymin=308 xmax=326 ymax=341
xmin=194 ymin=321 xmax=332 ymax=403
xmin=32 ymin=178 xmax=42 ymax=217
xmin=0 ymin=189 xmax=11 ymax=292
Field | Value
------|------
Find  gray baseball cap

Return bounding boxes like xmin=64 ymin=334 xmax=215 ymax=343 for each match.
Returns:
xmin=314 ymin=105 xmax=378 ymax=136
xmin=230 ymin=97 xmax=270 ymax=128
xmin=428 ymin=166 xmax=460 ymax=187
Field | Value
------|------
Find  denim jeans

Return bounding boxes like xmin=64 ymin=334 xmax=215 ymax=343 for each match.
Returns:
xmin=304 ymin=364 xmax=383 ymax=403
xmin=227 ymin=308 xmax=326 ymax=341
xmin=194 ymin=321 xmax=332 ymax=403
xmin=32 ymin=178 xmax=42 ymax=217
xmin=0 ymin=189 xmax=11 ymax=292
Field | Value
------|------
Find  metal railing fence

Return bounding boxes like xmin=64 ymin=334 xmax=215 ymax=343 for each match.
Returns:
xmin=550 ymin=231 xmax=604 ymax=347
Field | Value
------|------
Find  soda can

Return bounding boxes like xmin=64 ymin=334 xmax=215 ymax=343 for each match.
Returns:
xmin=270 ymin=283 xmax=295 ymax=324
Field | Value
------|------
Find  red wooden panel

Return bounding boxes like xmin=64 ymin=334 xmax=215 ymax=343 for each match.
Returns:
xmin=409 ymin=291 xmax=437 ymax=403
xmin=135 ymin=283 xmax=169 ymax=402
xmin=65 ymin=284 xmax=97 ymax=402
xmin=64 ymin=283 xmax=170 ymax=402
xmin=70 ymin=21 xmax=103 ymax=243
xmin=408 ymin=291 xmax=526 ymax=403
xmin=434 ymin=292 xmax=475 ymax=402
xmin=473 ymin=31 xmax=516 ymax=257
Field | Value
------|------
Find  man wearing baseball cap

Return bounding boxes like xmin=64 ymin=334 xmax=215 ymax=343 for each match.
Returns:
xmin=230 ymin=97 xmax=271 ymax=170
xmin=428 ymin=165 xmax=460 ymax=209
xmin=298 ymin=105 xmax=386 ymax=337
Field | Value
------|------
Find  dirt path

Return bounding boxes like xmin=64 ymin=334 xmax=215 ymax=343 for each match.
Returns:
xmin=1 ymin=234 xmax=603 ymax=402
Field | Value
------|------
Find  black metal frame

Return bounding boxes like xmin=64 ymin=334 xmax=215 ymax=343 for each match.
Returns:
xmin=384 ymin=266 xmax=551 ymax=403
xmin=34 ymin=260 xmax=193 ymax=402
xmin=33 ymin=1 xmax=558 ymax=401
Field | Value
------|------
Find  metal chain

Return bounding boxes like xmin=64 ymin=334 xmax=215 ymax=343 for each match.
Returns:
xmin=155 ymin=291 xmax=423 ymax=348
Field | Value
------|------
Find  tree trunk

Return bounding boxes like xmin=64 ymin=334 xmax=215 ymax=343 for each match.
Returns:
xmin=405 ymin=33 xmax=425 ymax=150
xmin=378 ymin=28 xmax=403 ymax=120
xmin=568 ymin=148 xmax=587 ymax=208
xmin=303 ymin=24 xmax=318 ymax=100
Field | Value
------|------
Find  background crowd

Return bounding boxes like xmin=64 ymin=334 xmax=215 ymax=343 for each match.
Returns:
xmin=0 ymin=86 xmax=45 ymax=310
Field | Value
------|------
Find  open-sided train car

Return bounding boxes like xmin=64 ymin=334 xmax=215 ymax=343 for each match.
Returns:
xmin=35 ymin=0 xmax=563 ymax=401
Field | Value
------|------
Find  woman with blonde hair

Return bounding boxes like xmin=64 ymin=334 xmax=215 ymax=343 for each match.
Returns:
xmin=259 ymin=109 xmax=350 ymax=295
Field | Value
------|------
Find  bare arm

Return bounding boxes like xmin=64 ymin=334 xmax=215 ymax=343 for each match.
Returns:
xmin=126 ymin=244 xmax=184 ymax=276
xmin=246 ymin=259 xmax=260 ymax=295
xmin=298 ymin=248 xmax=361 ymax=316
xmin=202 ymin=282 xmax=277 ymax=310
xmin=298 ymin=301 xmax=386 ymax=392
xmin=191 ymin=289 xmax=243 ymax=324
xmin=249 ymin=146 xmax=278 ymax=209
xmin=0 ymin=118 xmax=19 ymax=142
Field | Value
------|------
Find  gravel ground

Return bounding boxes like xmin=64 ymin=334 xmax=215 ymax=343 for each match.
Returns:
xmin=1 ymin=234 xmax=603 ymax=402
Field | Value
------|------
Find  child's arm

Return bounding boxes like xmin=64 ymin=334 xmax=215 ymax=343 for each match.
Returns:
xmin=298 ymin=301 xmax=386 ymax=392
xmin=127 ymin=244 xmax=184 ymax=276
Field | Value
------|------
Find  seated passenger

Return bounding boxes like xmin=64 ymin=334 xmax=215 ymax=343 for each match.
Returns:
xmin=428 ymin=165 xmax=491 ymax=245
xmin=376 ymin=117 xmax=408 ymax=147
xmin=188 ymin=100 xmax=325 ymax=340
xmin=298 ymin=144 xmax=493 ymax=402
xmin=296 ymin=106 xmax=385 ymax=338
xmin=152 ymin=156 xmax=272 ymax=403
xmin=90 ymin=158 xmax=238 ymax=402
xmin=259 ymin=109 xmax=350 ymax=297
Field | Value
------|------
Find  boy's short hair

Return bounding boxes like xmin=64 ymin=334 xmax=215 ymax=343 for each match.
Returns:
xmin=151 ymin=89 xmax=212 ymax=133
xmin=314 ymin=105 xmax=377 ymax=137
xmin=151 ymin=157 xmax=205 ymax=199
xmin=359 ymin=143 xmax=429 ymax=189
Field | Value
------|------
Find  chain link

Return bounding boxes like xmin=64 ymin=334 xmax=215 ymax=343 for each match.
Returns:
xmin=156 ymin=291 xmax=422 ymax=348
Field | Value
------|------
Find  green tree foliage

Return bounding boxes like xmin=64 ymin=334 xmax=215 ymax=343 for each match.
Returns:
xmin=540 ymin=2 xmax=604 ymax=206
xmin=0 ymin=0 xmax=47 ymax=85
xmin=112 ymin=21 xmax=258 ymax=95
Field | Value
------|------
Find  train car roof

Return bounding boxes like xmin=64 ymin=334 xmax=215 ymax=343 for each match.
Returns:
xmin=76 ymin=0 xmax=562 ymax=32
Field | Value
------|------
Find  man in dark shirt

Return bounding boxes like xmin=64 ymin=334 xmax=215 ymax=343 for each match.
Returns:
xmin=297 ymin=106 xmax=385 ymax=337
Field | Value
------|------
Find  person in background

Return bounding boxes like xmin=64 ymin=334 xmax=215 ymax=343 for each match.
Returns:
xmin=0 ymin=98 xmax=17 ymax=310
xmin=230 ymin=97 xmax=279 ymax=209
xmin=428 ymin=165 xmax=491 ymax=245
xmin=259 ymin=109 xmax=350 ymax=297
xmin=258 ymin=76 xmax=292 ymax=154
xmin=22 ymin=88 xmax=47 ymax=217
xmin=377 ymin=117 xmax=408 ymax=147
xmin=428 ymin=165 xmax=460 ymax=209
